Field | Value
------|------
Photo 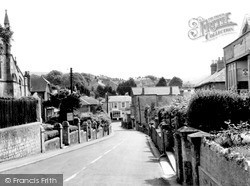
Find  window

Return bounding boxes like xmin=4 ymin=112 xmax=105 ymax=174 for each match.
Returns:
xmin=122 ymin=102 xmax=125 ymax=108
xmin=113 ymin=103 xmax=117 ymax=108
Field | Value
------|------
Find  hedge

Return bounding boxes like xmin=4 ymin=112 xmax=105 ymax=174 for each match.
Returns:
xmin=186 ymin=90 xmax=250 ymax=132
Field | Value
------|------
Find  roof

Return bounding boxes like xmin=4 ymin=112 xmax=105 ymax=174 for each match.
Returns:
xmin=80 ymin=96 xmax=99 ymax=106
xmin=195 ymin=68 xmax=225 ymax=88
xmin=131 ymin=86 xmax=180 ymax=96
xmin=30 ymin=76 xmax=51 ymax=92
xmin=108 ymin=95 xmax=131 ymax=102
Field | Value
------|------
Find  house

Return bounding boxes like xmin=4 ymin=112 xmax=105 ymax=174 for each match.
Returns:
xmin=78 ymin=96 xmax=100 ymax=113
xmin=131 ymin=86 xmax=180 ymax=125
xmin=30 ymin=76 xmax=51 ymax=101
xmin=224 ymin=16 xmax=250 ymax=93
xmin=195 ymin=57 xmax=226 ymax=90
xmin=0 ymin=10 xmax=29 ymax=98
xmin=105 ymin=95 xmax=131 ymax=120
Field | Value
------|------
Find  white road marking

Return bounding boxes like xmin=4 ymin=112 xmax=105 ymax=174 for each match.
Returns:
xmin=64 ymin=139 xmax=126 ymax=182
xmin=90 ymin=156 xmax=103 ymax=164
xmin=64 ymin=173 xmax=78 ymax=182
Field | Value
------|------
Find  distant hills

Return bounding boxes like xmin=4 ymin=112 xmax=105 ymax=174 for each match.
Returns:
xmin=31 ymin=71 xmax=197 ymax=92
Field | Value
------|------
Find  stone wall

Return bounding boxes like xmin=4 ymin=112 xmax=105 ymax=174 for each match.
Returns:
xmin=199 ymin=139 xmax=250 ymax=186
xmin=174 ymin=127 xmax=250 ymax=186
xmin=0 ymin=122 xmax=41 ymax=162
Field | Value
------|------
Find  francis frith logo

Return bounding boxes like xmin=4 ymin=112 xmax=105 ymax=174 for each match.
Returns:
xmin=188 ymin=13 xmax=237 ymax=41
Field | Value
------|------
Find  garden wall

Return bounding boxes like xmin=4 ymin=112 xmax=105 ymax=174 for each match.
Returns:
xmin=173 ymin=126 xmax=250 ymax=186
xmin=0 ymin=122 xmax=41 ymax=162
xmin=199 ymin=140 xmax=250 ymax=186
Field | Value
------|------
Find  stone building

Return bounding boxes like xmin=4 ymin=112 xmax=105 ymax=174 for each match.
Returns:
xmin=0 ymin=10 xmax=29 ymax=98
xmin=224 ymin=16 xmax=250 ymax=93
xmin=195 ymin=57 xmax=226 ymax=90
xmin=131 ymin=86 xmax=180 ymax=125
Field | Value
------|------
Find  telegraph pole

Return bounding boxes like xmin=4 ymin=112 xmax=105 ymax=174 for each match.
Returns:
xmin=70 ymin=68 xmax=73 ymax=94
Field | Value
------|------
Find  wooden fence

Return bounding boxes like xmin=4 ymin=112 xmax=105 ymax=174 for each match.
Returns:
xmin=0 ymin=98 xmax=37 ymax=128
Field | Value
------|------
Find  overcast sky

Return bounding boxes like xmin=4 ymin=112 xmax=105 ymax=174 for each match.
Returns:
xmin=1 ymin=0 xmax=250 ymax=83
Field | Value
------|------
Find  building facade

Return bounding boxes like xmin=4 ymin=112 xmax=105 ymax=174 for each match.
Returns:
xmin=131 ymin=86 xmax=180 ymax=125
xmin=224 ymin=16 xmax=250 ymax=93
xmin=195 ymin=57 xmax=226 ymax=90
xmin=0 ymin=10 xmax=29 ymax=98
xmin=106 ymin=95 xmax=131 ymax=120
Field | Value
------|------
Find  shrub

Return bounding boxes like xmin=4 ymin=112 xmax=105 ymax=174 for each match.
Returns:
xmin=186 ymin=90 xmax=249 ymax=132
xmin=44 ymin=130 xmax=59 ymax=141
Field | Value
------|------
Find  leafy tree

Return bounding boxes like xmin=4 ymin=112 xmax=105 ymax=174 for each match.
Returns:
xmin=45 ymin=70 xmax=63 ymax=86
xmin=145 ymin=75 xmax=158 ymax=82
xmin=117 ymin=78 xmax=137 ymax=95
xmin=96 ymin=85 xmax=105 ymax=98
xmin=156 ymin=77 xmax=167 ymax=87
xmin=59 ymin=93 xmax=81 ymax=122
xmin=169 ymin=76 xmax=183 ymax=87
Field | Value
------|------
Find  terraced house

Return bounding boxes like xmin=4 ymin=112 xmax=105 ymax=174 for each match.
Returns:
xmin=0 ymin=10 xmax=29 ymax=98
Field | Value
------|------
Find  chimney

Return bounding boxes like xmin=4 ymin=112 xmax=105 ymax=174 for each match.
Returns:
xmin=210 ymin=61 xmax=217 ymax=75
xmin=24 ymin=71 xmax=31 ymax=91
xmin=216 ymin=57 xmax=225 ymax=72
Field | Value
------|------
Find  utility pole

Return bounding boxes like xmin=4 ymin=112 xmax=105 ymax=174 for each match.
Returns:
xmin=70 ymin=68 xmax=73 ymax=94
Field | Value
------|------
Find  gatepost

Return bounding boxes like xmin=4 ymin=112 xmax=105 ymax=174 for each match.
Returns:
xmin=177 ymin=126 xmax=199 ymax=186
xmin=54 ymin=123 xmax=63 ymax=149
xmin=187 ymin=131 xmax=211 ymax=186
xmin=62 ymin=121 xmax=70 ymax=146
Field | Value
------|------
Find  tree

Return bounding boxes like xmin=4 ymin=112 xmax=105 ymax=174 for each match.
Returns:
xmin=169 ymin=76 xmax=183 ymax=87
xmin=45 ymin=70 xmax=63 ymax=86
xmin=156 ymin=77 xmax=167 ymax=87
xmin=117 ymin=78 xmax=137 ymax=95
xmin=59 ymin=92 xmax=81 ymax=122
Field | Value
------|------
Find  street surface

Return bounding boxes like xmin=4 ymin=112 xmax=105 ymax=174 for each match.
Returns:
xmin=2 ymin=122 xmax=170 ymax=186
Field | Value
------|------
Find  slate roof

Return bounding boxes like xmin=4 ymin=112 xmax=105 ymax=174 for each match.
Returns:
xmin=80 ymin=96 xmax=99 ymax=106
xmin=195 ymin=68 xmax=225 ymax=88
xmin=108 ymin=95 xmax=131 ymax=102
xmin=30 ymin=76 xmax=51 ymax=92
xmin=131 ymin=86 xmax=180 ymax=96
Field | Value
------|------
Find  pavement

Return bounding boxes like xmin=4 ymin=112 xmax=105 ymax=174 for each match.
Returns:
xmin=0 ymin=123 xmax=181 ymax=185
xmin=146 ymin=136 xmax=181 ymax=186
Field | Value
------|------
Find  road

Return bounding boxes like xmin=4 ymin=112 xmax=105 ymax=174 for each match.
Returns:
xmin=2 ymin=122 xmax=169 ymax=186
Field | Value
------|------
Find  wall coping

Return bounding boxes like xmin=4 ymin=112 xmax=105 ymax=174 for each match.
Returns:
xmin=0 ymin=122 xmax=42 ymax=132
xmin=202 ymin=138 xmax=250 ymax=171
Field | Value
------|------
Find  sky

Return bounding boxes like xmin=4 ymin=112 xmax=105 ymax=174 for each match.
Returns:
xmin=1 ymin=0 xmax=250 ymax=83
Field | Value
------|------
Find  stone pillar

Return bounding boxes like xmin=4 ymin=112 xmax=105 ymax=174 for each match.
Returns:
xmin=40 ymin=125 xmax=45 ymax=153
xmin=33 ymin=92 xmax=42 ymax=122
xmin=74 ymin=117 xmax=81 ymax=144
xmin=62 ymin=121 xmax=70 ymax=146
xmin=55 ymin=123 xmax=63 ymax=149
xmin=188 ymin=131 xmax=211 ymax=186
xmin=174 ymin=132 xmax=183 ymax=184
xmin=177 ymin=126 xmax=199 ymax=186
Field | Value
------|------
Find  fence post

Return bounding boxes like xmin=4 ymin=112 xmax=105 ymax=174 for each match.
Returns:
xmin=74 ymin=117 xmax=81 ymax=144
xmin=62 ymin=121 xmax=70 ymax=146
xmin=55 ymin=123 xmax=63 ymax=149
xmin=40 ymin=125 xmax=45 ymax=153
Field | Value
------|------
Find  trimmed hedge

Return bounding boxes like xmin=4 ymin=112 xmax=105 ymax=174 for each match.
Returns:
xmin=187 ymin=90 xmax=250 ymax=132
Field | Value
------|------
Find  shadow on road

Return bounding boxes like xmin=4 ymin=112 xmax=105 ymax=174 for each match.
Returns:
xmin=144 ymin=177 xmax=170 ymax=186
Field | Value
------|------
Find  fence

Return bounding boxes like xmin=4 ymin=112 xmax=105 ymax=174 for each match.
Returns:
xmin=0 ymin=98 xmax=37 ymax=128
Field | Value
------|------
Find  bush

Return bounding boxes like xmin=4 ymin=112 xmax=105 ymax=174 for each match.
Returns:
xmin=187 ymin=90 xmax=249 ymax=132
xmin=44 ymin=130 xmax=59 ymax=141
